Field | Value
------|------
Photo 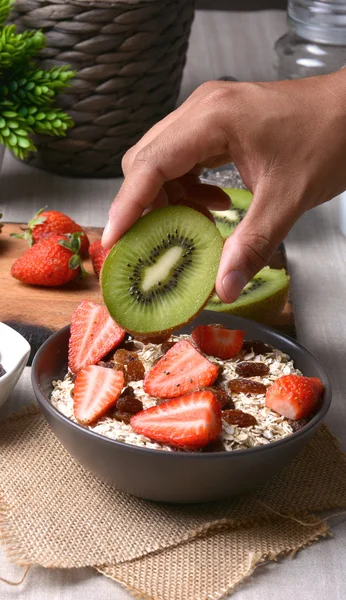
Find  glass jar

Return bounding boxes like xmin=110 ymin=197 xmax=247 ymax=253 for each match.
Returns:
xmin=275 ymin=1 xmax=346 ymax=80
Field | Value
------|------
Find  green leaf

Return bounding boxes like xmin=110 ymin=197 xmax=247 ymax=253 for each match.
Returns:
xmin=68 ymin=255 xmax=81 ymax=270
xmin=18 ymin=137 xmax=31 ymax=148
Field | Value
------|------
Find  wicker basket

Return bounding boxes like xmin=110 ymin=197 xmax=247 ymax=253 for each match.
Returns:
xmin=11 ymin=0 xmax=195 ymax=177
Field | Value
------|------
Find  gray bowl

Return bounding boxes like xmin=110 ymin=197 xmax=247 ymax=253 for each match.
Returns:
xmin=31 ymin=312 xmax=331 ymax=503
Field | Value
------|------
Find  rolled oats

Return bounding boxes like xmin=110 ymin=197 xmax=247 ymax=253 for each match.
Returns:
xmin=51 ymin=338 xmax=302 ymax=453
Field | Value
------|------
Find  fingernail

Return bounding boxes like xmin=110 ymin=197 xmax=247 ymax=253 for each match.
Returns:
xmin=101 ymin=219 xmax=112 ymax=248
xmin=222 ymin=270 xmax=248 ymax=303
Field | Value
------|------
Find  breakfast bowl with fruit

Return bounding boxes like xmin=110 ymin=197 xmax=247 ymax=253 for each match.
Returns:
xmin=31 ymin=206 xmax=331 ymax=503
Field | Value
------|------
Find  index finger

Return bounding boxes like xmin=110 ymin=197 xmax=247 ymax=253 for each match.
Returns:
xmin=102 ymin=111 xmax=228 ymax=249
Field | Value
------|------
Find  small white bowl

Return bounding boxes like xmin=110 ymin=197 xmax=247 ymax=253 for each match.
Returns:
xmin=0 ymin=322 xmax=31 ymax=408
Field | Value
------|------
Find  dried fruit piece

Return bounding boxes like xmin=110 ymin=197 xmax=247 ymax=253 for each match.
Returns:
xmin=242 ymin=340 xmax=274 ymax=355
xmin=137 ymin=334 xmax=170 ymax=345
xmin=98 ymin=360 xmax=116 ymax=369
xmin=200 ymin=386 xmax=233 ymax=409
xmin=126 ymin=358 xmax=145 ymax=382
xmin=228 ymin=378 xmax=267 ymax=395
xmin=113 ymin=349 xmax=138 ymax=365
xmin=288 ymin=417 xmax=311 ymax=432
xmin=235 ymin=361 xmax=269 ymax=377
xmin=161 ymin=340 xmax=177 ymax=354
xmin=222 ymin=409 xmax=258 ymax=427
xmin=116 ymin=396 xmax=143 ymax=414
xmin=121 ymin=386 xmax=135 ymax=397
xmin=112 ymin=411 xmax=132 ymax=424
xmin=113 ymin=362 xmax=127 ymax=381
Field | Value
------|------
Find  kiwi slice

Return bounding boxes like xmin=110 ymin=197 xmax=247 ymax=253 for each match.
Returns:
xmin=206 ymin=267 xmax=290 ymax=324
xmin=211 ymin=188 xmax=252 ymax=239
xmin=102 ymin=206 xmax=223 ymax=335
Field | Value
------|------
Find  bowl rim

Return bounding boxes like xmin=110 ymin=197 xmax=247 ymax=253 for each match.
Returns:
xmin=31 ymin=316 xmax=332 ymax=459
xmin=0 ymin=322 xmax=31 ymax=385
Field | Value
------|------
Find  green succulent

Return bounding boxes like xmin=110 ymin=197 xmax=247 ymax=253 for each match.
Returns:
xmin=0 ymin=0 xmax=75 ymax=159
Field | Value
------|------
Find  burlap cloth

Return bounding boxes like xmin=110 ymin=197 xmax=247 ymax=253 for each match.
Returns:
xmin=1 ymin=411 xmax=346 ymax=599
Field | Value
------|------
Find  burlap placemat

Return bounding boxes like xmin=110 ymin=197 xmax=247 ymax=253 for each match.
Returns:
xmin=99 ymin=517 xmax=329 ymax=600
xmin=1 ymin=411 xmax=346 ymax=571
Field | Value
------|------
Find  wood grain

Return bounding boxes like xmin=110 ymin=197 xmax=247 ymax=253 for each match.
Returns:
xmin=0 ymin=223 xmax=295 ymax=339
xmin=1 ymin=224 xmax=104 ymax=333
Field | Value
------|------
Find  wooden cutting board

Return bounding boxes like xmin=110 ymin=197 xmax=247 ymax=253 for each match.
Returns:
xmin=0 ymin=223 xmax=295 ymax=363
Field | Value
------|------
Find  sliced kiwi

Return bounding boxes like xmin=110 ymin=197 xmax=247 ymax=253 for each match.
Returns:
xmin=206 ymin=267 xmax=290 ymax=324
xmin=102 ymin=206 xmax=223 ymax=335
xmin=211 ymin=188 xmax=252 ymax=239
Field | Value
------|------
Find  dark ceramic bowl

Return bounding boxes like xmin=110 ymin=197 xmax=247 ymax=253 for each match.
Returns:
xmin=31 ymin=312 xmax=331 ymax=504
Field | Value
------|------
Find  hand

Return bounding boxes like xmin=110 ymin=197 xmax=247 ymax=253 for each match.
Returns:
xmin=102 ymin=71 xmax=346 ymax=302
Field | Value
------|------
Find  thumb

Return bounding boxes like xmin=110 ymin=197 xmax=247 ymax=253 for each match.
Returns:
xmin=215 ymin=186 xmax=298 ymax=303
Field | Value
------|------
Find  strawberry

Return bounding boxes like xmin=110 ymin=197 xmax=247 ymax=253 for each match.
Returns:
xmin=11 ymin=232 xmax=87 ymax=287
xmin=265 ymin=374 xmax=323 ymax=420
xmin=131 ymin=390 xmax=222 ymax=449
xmin=143 ymin=339 xmax=219 ymax=398
xmin=74 ymin=365 xmax=124 ymax=425
xmin=191 ymin=325 xmax=245 ymax=359
xmin=68 ymin=299 xmax=125 ymax=373
xmin=88 ymin=240 xmax=110 ymax=278
xmin=11 ymin=208 xmax=90 ymax=257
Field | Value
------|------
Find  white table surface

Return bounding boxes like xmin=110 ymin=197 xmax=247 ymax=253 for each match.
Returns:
xmin=1 ymin=8 xmax=346 ymax=600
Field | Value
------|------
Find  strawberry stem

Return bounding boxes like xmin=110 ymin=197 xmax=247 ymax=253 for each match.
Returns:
xmin=58 ymin=233 xmax=88 ymax=279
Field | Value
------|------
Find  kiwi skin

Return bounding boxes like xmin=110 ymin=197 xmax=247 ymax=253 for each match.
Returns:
xmin=206 ymin=268 xmax=290 ymax=325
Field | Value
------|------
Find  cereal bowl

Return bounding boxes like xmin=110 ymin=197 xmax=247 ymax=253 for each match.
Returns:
xmin=31 ymin=312 xmax=331 ymax=503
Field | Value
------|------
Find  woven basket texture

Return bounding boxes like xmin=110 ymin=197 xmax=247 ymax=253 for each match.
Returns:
xmin=11 ymin=0 xmax=195 ymax=177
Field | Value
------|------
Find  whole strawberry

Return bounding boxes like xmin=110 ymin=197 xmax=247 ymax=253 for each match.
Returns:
xmin=11 ymin=233 xmax=87 ymax=287
xmin=88 ymin=239 xmax=110 ymax=278
xmin=11 ymin=208 xmax=90 ymax=257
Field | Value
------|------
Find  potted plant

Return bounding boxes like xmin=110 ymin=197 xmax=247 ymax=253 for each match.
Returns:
xmin=0 ymin=0 xmax=74 ymax=171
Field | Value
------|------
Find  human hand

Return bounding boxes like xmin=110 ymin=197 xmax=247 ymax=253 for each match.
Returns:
xmin=102 ymin=71 xmax=346 ymax=302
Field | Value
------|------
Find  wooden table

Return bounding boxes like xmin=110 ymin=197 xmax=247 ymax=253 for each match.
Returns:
xmin=1 ymin=9 xmax=346 ymax=600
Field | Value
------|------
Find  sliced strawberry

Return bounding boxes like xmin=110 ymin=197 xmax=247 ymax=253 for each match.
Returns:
xmin=265 ymin=374 xmax=323 ymax=421
xmin=143 ymin=339 xmax=219 ymax=398
xmin=74 ymin=365 xmax=124 ymax=425
xmin=131 ymin=390 xmax=222 ymax=449
xmin=68 ymin=300 xmax=125 ymax=373
xmin=192 ymin=325 xmax=245 ymax=359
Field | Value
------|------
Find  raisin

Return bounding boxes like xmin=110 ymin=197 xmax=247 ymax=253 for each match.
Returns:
xmin=209 ymin=386 xmax=232 ymax=409
xmin=137 ymin=334 xmax=170 ymax=345
xmin=287 ymin=417 xmax=311 ymax=432
xmin=0 ymin=364 xmax=6 ymax=378
xmin=203 ymin=438 xmax=226 ymax=452
xmin=116 ymin=396 xmax=143 ymax=414
xmin=113 ymin=362 xmax=128 ymax=383
xmin=223 ymin=409 xmax=258 ymax=427
xmin=126 ymin=358 xmax=145 ymax=381
xmin=228 ymin=378 xmax=267 ymax=395
xmin=112 ymin=411 xmax=132 ymax=425
xmin=121 ymin=341 xmax=136 ymax=351
xmin=98 ymin=360 xmax=116 ymax=369
xmin=242 ymin=340 xmax=273 ymax=355
xmin=113 ymin=349 xmax=138 ymax=365
xmin=235 ymin=361 xmax=269 ymax=377
xmin=161 ymin=340 xmax=177 ymax=354
xmin=121 ymin=386 xmax=135 ymax=397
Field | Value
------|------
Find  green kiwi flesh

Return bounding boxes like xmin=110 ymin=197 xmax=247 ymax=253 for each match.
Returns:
xmin=206 ymin=267 xmax=290 ymax=324
xmin=102 ymin=206 xmax=223 ymax=335
xmin=211 ymin=188 xmax=252 ymax=238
